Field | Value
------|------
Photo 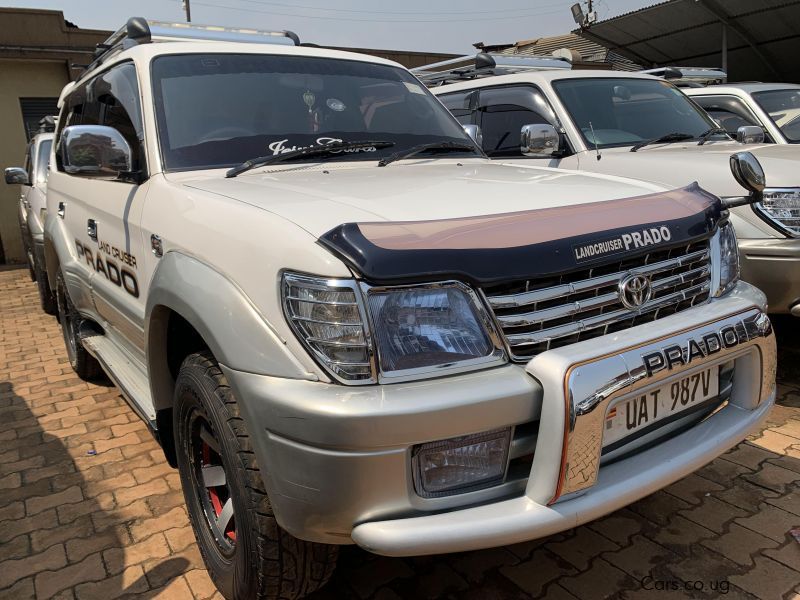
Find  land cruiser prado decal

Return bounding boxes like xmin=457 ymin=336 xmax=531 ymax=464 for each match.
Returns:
xmin=573 ymin=226 xmax=673 ymax=262
xmin=319 ymin=184 xmax=721 ymax=285
xmin=75 ymin=239 xmax=139 ymax=298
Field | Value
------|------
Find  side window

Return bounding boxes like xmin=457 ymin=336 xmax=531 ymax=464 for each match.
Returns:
xmin=477 ymin=86 xmax=557 ymax=157
xmin=56 ymin=63 xmax=144 ymax=175
xmin=89 ymin=63 xmax=144 ymax=170
xmin=439 ymin=90 xmax=477 ymax=126
xmin=35 ymin=140 xmax=52 ymax=184
xmin=692 ymin=95 xmax=762 ymax=137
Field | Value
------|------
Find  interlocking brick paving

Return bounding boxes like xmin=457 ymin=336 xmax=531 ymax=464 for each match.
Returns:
xmin=1 ymin=267 xmax=798 ymax=600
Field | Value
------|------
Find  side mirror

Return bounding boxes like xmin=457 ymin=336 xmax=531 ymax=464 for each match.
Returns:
xmin=462 ymin=124 xmax=483 ymax=147
xmin=4 ymin=167 xmax=29 ymax=186
xmin=724 ymin=151 xmax=766 ymax=208
xmin=520 ymin=124 xmax=560 ymax=157
xmin=60 ymin=125 xmax=133 ymax=180
xmin=736 ymin=125 xmax=765 ymax=144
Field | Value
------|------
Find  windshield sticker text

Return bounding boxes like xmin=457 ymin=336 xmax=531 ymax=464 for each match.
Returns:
xmin=268 ymin=137 xmax=377 ymax=156
xmin=573 ymin=226 xmax=672 ymax=262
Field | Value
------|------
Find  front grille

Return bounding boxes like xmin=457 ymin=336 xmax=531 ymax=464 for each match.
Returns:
xmin=483 ymin=239 xmax=712 ymax=361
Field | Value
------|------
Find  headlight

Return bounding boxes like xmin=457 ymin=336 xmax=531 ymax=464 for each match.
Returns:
xmin=365 ymin=283 xmax=502 ymax=379
xmin=716 ymin=221 xmax=739 ymax=296
xmin=282 ymin=274 xmax=503 ymax=384
xmin=756 ymin=189 xmax=800 ymax=237
xmin=282 ymin=273 xmax=374 ymax=383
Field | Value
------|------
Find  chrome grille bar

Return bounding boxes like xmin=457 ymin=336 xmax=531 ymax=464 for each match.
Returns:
xmin=505 ymin=281 xmax=711 ymax=347
xmin=483 ymin=241 xmax=713 ymax=361
xmin=487 ymin=248 xmax=709 ymax=310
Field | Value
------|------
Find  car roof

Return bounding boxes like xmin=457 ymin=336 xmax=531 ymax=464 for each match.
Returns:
xmin=428 ymin=69 xmax=663 ymax=94
xmin=685 ymin=82 xmax=800 ymax=95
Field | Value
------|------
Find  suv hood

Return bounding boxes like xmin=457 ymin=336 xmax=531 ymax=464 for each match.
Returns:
xmin=179 ymin=161 xmax=668 ymax=238
xmin=584 ymin=141 xmax=800 ymax=196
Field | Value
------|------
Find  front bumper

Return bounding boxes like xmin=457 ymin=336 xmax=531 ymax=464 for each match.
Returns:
xmin=738 ymin=237 xmax=800 ymax=315
xmin=222 ymin=282 xmax=776 ymax=552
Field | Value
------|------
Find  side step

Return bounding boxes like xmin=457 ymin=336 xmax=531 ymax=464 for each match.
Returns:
xmin=81 ymin=333 xmax=157 ymax=427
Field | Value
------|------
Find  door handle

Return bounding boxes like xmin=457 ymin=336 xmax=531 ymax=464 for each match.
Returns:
xmin=87 ymin=219 xmax=98 ymax=241
xmin=57 ymin=202 xmax=66 ymax=218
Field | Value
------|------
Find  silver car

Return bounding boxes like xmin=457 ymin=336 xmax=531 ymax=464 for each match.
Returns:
xmin=5 ymin=131 xmax=56 ymax=314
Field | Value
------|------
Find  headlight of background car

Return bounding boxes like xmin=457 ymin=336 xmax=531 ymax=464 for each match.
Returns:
xmin=716 ymin=221 xmax=740 ymax=296
xmin=756 ymin=189 xmax=800 ymax=237
xmin=366 ymin=283 xmax=500 ymax=377
xmin=282 ymin=274 xmax=503 ymax=384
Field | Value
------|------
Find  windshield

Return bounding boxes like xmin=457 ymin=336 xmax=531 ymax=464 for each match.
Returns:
xmin=751 ymin=89 xmax=800 ymax=143
xmin=552 ymin=78 xmax=716 ymax=149
xmin=34 ymin=139 xmax=51 ymax=184
xmin=151 ymin=53 xmax=478 ymax=171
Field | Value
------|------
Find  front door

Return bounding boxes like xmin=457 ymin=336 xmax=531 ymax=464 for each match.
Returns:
xmin=82 ymin=63 xmax=149 ymax=356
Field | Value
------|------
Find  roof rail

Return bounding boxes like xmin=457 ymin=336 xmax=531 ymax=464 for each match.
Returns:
xmin=412 ymin=52 xmax=571 ymax=86
xmin=641 ymin=66 xmax=727 ymax=86
xmin=85 ymin=17 xmax=300 ymax=74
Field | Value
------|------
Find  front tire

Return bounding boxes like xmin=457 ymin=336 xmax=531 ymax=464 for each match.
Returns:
xmin=174 ymin=352 xmax=338 ymax=600
xmin=55 ymin=272 xmax=101 ymax=380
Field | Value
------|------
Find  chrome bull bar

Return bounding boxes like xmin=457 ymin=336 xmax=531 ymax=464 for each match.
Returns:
xmin=525 ymin=308 xmax=776 ymax=505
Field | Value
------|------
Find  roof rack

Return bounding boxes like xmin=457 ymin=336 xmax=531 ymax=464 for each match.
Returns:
xmin=84 ymin=17 xmax=300 ymax=75
xmin=37 ymin=115 xmax=56 ymax=134
xmin=412 ymin=52 xmax=571 ymax=86
xmin=640 ymin=66 xmax=727 ymax=87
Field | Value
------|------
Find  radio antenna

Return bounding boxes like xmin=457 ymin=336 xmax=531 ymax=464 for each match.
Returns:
xmin=588 ymin=121 xmax=602 ymax=161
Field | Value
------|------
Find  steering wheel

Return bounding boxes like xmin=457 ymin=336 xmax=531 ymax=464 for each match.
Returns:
xmin=197 ymin=126 xmax=254 ymax=144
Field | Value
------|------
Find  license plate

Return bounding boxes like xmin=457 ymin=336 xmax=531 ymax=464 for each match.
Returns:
xmin=603 ymin=367 xmax=720 ymax=447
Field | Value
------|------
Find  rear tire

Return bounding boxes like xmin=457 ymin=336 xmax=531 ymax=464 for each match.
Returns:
xmin=174 ymin=351 xmax=338 ymax=600
xmin=35 ymin=257 xmax=57 ymax=315
xmin=56 ymin=272 xmax=102 ymax=380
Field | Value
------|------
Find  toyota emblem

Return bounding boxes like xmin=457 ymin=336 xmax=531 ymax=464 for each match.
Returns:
xmin=619 ymin=274 xmax=652 ymax=309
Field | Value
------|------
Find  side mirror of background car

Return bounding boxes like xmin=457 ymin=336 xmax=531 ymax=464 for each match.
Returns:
xmin=723 ymin=151 xmax=765 ymax=208
xmin=520 ymin=124 xmax=560 ymax=157
xmin=4 ymin=167 xmax=29 ymax=186
xmin=736 ymin=125 xmax=765 ymax=145
xmin=60 ymin=125 xmax=133 ymax=180
xmin=462 ymin=124 xmax=483 ymax=147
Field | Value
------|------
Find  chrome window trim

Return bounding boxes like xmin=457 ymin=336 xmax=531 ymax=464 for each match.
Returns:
xmin=359 ymin=280 xmax=507 ymax=385
xmin=754 ymin=187 xmax=800 ymax=238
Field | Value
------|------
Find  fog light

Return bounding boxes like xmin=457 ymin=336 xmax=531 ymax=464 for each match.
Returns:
xmin=412 ymin=428 xmax=511 ymax=498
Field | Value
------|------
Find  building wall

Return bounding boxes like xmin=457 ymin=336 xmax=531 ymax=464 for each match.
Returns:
xmin=0 ymin=59 xmax=70 ymax=264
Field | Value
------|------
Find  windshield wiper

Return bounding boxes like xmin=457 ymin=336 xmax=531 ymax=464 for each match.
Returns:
xmin=697 ymin=127 xmax=730 ymax=145
xmin=226 ymin=140 xmax=394 ymax=178
xmin=630 ymin=132 xmax=694 ymax=152
xmin=377 ymin=141 xmax=479 ymax=167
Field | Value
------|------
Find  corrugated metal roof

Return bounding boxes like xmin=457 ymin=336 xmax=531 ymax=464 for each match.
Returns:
xmin=498 ymin=32 xmax=641 ymax=71
xmin=575 ymin=0 xmax=800 ymax=83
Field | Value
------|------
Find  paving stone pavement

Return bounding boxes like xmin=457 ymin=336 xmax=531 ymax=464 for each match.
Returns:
xmin=1 ymin=267 xmax=798 ymax=600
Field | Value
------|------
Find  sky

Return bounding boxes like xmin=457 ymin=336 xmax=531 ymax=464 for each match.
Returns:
xmin=3 ymin=0 xmax=655 ymax=53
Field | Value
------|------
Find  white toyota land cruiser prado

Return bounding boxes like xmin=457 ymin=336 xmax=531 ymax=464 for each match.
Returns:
xmin=44 ymin=19 xmax=777 ymax=600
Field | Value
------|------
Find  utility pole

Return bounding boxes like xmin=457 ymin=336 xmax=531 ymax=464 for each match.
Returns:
xmin=182 ymin=0 xmax=191 ymax=22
